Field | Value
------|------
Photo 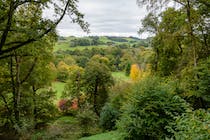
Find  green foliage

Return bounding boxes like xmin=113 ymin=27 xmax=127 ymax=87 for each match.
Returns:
xmin=56 ymin=61 xmax=70 ymax=82
xmin=83 ymin=55 xmax=114 ymax=116
xmin=33 ymin=89 xmax=58 ymax=124
xmin=0 ymin=0 xmax=88 ymax=58
xmin=109 ymin=82 xmax=132 ymax=110
xmin=77 ymin=104 xmax=99 ymax=137
xmin=70 ymin=38 xmax=91 ymax=47
xmin=181 ymin=57 xmax=210 ymax=109
xmin=117 ymin=77 xmax=191 ymax=140
xmin=62 ymin=65 xmax=84 ymax=99
xmin=139 ymin=1 xmax=210 ymax=76
xmin=167 ymin=109 xmax=210 ymax=140
xmin=99 ymin=104 xmax=120 ymax=131
xmin=125 ymin=62 xmax=131 ymax=76
xmin=32 ymin=116 xmax=81 ymax=140
xmin=54 ymin=38 xmax=150 ymax=71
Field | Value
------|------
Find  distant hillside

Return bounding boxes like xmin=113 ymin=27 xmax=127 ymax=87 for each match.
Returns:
xmin=55 ymin=36 xmax=150 ymax=52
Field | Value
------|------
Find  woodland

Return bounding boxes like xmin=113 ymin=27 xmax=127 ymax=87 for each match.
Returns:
xmin=0 ymin=0 xmax=209 ymax=140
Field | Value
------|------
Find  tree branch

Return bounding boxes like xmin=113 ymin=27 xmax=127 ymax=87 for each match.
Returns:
xmin=173 ymin=0 xmax=185 ymax=6
xmin=16 ymin=0 xmax=44 ymax=6
xmin=0 ymin=1 xmax=15 ymax=51
xmin=0 ymin=0 xmax=71 ymax=57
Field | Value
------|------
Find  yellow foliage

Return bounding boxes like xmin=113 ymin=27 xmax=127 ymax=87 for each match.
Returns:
xmin=48 ymin=62 xmax=57 ymax=72
xmin=130 ymin=64 xmax=142 ymax=81
xmin=57 ymin=61 xmax=70 ymax=71
xmin=130 ymin=64 xmax=152 ymax=81
xmin=68 ymin=65 xmax=84 ymax=77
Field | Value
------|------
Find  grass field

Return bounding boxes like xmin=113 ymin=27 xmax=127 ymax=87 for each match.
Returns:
xmin=112 ymin=71 xmax=130 ymax=82
xmin=54 ymin=42 xmax=108 ymax=52
xmin=52 ymin=81 xmax=66 ymax=100
xmin=79 ymin=131 xmax=120 ymax=140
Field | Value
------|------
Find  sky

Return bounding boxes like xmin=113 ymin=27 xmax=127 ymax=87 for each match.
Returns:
xmin=56 ymin=0 xmax=147 ymax=38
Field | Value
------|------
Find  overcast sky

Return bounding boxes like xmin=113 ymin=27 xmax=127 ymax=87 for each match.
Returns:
xmin=56 ymin=0 xmax=147 ymax=38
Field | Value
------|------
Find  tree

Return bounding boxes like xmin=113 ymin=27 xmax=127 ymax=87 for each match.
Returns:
xmin=180 ymin=57 xmax=210 ymax=109
xmin=57 ymin=61 xmax=70 ymax=82
xmin=117 ymin=77 xmax=191 ymax=139
xmin=0 ymin=0 xmax=89 ymax=59
xmin=83 ymin=55 xmax=114 ymax=116
xmin=0 ymin=20 xmax=57 ymax=135
xmin=137 ymin=0 xmax=210 ymax=109
xmin=138 ymin=0 xmax=209 ymax=76
xmin=130 ymin=64 xmax=142 ymax=81
xmin=63 ymin=65 xmax=84 ymax=107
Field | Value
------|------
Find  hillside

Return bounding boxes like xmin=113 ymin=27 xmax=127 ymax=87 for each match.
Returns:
xmin=55 ymin=36 xmax=150 ymax=52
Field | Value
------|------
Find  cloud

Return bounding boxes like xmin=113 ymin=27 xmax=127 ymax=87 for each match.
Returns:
xmin=56 ymin=0 xmax=147 ymax=37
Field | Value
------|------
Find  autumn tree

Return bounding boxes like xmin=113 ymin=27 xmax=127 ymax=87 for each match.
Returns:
xmin=130 ymin=64 xmax=142 ymax=81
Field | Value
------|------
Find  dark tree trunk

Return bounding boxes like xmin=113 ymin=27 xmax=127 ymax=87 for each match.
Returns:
xmin=93 ymin=81 xmax=100 ymax=117
xmin=32 ymin=86 xmax=38 ymax=128
xmin=10 ymin=56 xmax=19 ymax=123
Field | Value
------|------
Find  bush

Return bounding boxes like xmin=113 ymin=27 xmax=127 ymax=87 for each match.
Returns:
xmin=180 ymin=57 xmax=210 ymax=109
xmin=99 ymin=104 xmax=120 ymax=131
xmin=57 ymin=99 xmax=78 ymax=116
xmin=167 ymin=109 xmax=210 ymax=140
xmin=117 ymin=77 xmax=191 ymax=140
xmin=77 ymin=104 xmax=99 ymax=137
xmin=58 ymin=99 xmax=71 ymax=112
xmin=109 ymin=82 xmax=132 ymax=110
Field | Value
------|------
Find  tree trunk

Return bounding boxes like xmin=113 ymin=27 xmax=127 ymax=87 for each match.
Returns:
xmin=10 ymin=56 xmax=19 ymax=123
xmin=14 ymin=55 xmax=21 ymax=123
xmin=93 ymin=81 xmax=100 ymax=117
xmin=32 ymin=86 xmax=38 ymax=128
xmin=186 ymin=0 xmax=197 ymax=67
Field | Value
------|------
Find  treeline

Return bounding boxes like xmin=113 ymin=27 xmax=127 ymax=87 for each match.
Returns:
xmin=54 ymin=45 xmax=151 ymax=82
xmin=70 ymin=36 xmax=101 ymax=47
xmin=59 ymin=36 xmax=149 ymax=48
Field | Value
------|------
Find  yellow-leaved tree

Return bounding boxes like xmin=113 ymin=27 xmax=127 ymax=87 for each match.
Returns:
xmin=130 ymin=64 xmax=142 ymax=81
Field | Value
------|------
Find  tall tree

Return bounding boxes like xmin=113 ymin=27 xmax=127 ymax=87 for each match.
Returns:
xmin=0 ymin=0 xmax=89 ymax=59
xmin=0 ymin=18 xmax=57 ymax=134
xmin=138 ymin=0 xmax=210 ymax=75
xmin=137 ymin=0 xmax=210 ymax=109
xmin=83 ymin=55 xmax=114 ymax=116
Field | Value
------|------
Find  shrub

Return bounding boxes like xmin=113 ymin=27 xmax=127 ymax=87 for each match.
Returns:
xmin=180 ymin=57 xmax=210 ymax=109
xmin=167 ymin=109 xmax=210 ymax=140
xmin=109 ymin=82 xmax=132 ymax=110
xmin=77 ymin=104 xmax=99 ymax=137
xmin=99 ymin=104 xmax=120 ymax=131
xmin=58 ymin=99 xmax=71 ymax=112
xmin=57 ymin=99 xmax=78 ymax=116
xmin=117 ymin=77 xmax=191 ymax=140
